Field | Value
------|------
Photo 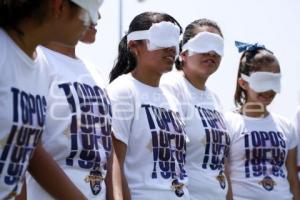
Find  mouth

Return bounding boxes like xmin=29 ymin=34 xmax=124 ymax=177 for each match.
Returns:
xmin=88 ymin=26 xmax=97 ymax=33
xmin=203 ymin=58 xmax=216 ymax=65
xmin=258 ymin=92 xmax=275 ymax=101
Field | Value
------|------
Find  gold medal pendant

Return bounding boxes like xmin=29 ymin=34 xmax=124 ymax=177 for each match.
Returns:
xmin=259 ymin=176 xmax=277 ymax=191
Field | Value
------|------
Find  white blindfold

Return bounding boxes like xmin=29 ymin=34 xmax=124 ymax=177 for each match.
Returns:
xmin=182 ymin=31 xmax=224 ymax=56
xmin=241 ymin=72 xmax=281 ymax=93
xmin=127 ymin=21 xmax=180 ymax=54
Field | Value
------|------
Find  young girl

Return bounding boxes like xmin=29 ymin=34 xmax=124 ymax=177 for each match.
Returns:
xmin=107 ymin=12 xmax=190 ymax=200
xmin=26 ymin=9 xmax=112 ymax=200
xmin=0 ymin=0 xmax=102 ymax=199
xmin=226 ymin=41 xmax=299 ymax=200
xmin=160 ymin=19 xmax=231 ymax=200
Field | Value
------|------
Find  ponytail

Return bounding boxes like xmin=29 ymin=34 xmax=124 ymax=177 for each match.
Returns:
xmin=109 ymin=35 xmax=136 ymax=83
xmin=175 ymin=40 xmax=183 ymax=70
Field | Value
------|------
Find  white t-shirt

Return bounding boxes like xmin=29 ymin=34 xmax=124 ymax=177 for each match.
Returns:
xmin=292 ymin=106 xmax=300 ymax=179
xmin=107 ymin=73 xmax=190 ymax=200
xmin=26 ymin=47 xmax=112 ymax=200
xmin=225 ymin=111 xmax=297 ymax=200
xmin=161 ymin=71 xmax=230 ymax=200
xmin=0 ymin=29 xmax=52 ymax=199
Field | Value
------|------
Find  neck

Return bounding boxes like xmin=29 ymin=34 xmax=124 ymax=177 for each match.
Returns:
xmin=183 ymin=68 xmax=207 ymax=90
xmin=44 ymin=42 xmax=76 ymax=58
xmin=5 ymin=19 xmax=54 ymax=59
xmin=131 ymin=65 xmax=161 ymax=87
xmin=240 ymin=103 xmax=269 ymax=118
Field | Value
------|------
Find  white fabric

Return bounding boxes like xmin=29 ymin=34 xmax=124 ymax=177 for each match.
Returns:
xmin=26 ymin=47 xmax=112 ymax=200
xmin=292 ymin=106 xmax=300 ymax=179
xmin=225 ymin=111 xmax=298 ymax=200
xmin=160 ymin=71 xmax=230 ymax=200
xmin=127 ymin=21 xmax=180 ymax=53
xmin=70 ymin=0 xmax=103 ymax=24
xmin=182 ymin=31 xmax=224 ymax=56
xmin=0 ymin=29 xmax=53 ymax=199
xmin=107 ymin=73 xmax=190 ymax=200
xmin=241 ymin=72 xmax=281 ymax=93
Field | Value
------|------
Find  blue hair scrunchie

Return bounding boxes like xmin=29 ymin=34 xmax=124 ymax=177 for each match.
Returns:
xmin=235 ymin=41 xmax=266 ymax=53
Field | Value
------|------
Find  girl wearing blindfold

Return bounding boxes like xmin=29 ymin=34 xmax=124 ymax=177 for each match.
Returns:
xmin=107 ymin=12 xmax=190 ymax=200
xmin=0 ymin=0 xmax=103 ymax=199
xmin=225 ymin=42 xmax=299 ymax=200
xmin=160 ymin=19 xmax=231 ymax=200
xmin=25 ymin=8 xmax=112 ymax=200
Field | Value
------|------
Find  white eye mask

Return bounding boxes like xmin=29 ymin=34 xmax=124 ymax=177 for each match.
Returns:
xmin=71 ymin=0 xmax=103 ymax=25
xmin=127 ymin=21 xmax=180 ymax=54
xmin=182 ymin=31 xmax=224 ymax=56
xmin=78 ymin=10 xmax=91 ymax=26
xmin=241 ymin=72 xmax=281 ymax=93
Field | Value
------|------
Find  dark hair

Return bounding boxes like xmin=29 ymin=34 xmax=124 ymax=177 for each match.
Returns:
xmin=175 ymin=18 xmax=223 ymax=70
xmin=234 ymin=48 xmax=279 ymax=107
xmin=0 ymin=0 xmax=52 ymax=32
xmin=0 ymin=0 xmax=79 ymax=34
xmin=109 ymin=12 xmax=182 ymax=83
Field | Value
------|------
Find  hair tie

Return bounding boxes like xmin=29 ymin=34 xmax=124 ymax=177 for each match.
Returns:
xmin=235 ymin=41 xmax=266 ymax=53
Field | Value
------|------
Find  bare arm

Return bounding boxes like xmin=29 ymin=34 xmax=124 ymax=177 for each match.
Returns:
xmin=107 ymin=134 xmax=131 ymax=200
xmin=15 ymin=181 xmax=27 ymax=200
xmin=28 ymin=142 xmax=87 ymax=200
xmin=286 ymin=147 xmax=300 ymax=200
xmin=224 ymin=158 xmax=233 ymax=200
xmin=105 ymin=143 xmax=114 ymax=200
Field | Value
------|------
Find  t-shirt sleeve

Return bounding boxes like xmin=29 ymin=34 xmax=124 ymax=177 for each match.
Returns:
xmin=293 ymin=107 xmax=300 ymax=167
xmin=287 ymin=119 xmax=298 ymax=150
xmin=106 ymin=81 xmax=134 ymax=146
xmin=224 ymin=111 xmax=237 ymax=139
xmin=0 ymin=32 xmax=7 ymax=71
xmin=293 ymin=107 xmax=300 ymax=139
xmin=160 ymin=73 xmax=180 ymax=97
xmin=160 ymin=72 xmax=188 ymax=118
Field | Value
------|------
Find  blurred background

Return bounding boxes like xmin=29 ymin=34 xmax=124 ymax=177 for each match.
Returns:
xmin=77 ymin=0 xmax=300 ymax=120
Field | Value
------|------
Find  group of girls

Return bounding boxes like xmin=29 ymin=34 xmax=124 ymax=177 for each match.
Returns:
xmin=107 ymin=11 xmax=300 ymax=200
xmin=0 ymin=0 xmax=299 ymax=199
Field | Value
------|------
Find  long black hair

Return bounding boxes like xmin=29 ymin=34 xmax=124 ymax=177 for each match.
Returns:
xmin=109 ymin=12 xmax=182 ymax=83
xmin=175 ymin=18 xmax=223 ymax=70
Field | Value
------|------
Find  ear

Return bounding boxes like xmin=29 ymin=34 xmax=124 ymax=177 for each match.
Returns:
xmin=50 ymin=0 xmax=65 ymax=18
xmin=128 ymin=40 xmax=139 ymax=56
xmin=238 ymin=78 xmax=248 ymax=90
xmin=180 ymin=51 xmax=188 ymax=62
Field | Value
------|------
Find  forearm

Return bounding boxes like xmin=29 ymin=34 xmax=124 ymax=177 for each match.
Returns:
xmin=121 ymin=171 xmax=131 ymax=200
xmin=28 ymin=143 xmax=87 ymax=200
xmin=224 ymin=158 xmax=233 ymax=200
xmin=110 ymin=135 xmax=131 ymax=200
xmin=286 ymin=148 xmax=300 ymax=200
xmin=15 ymin=182 xmax=27 ymax=200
